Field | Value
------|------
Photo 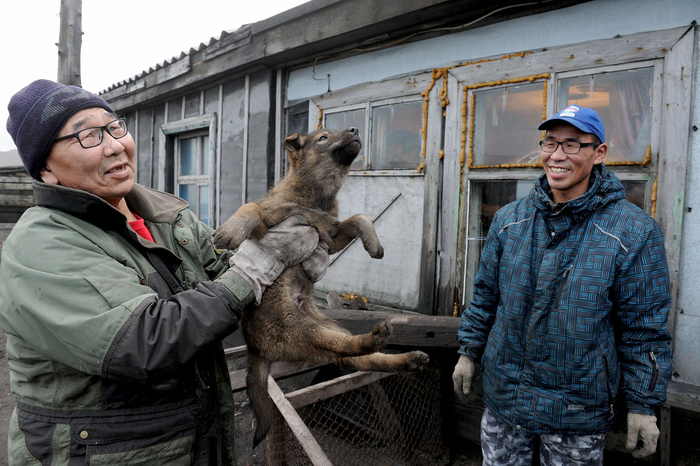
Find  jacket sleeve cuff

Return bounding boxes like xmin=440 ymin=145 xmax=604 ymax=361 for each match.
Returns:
xmin=214 ymin=268 xmax=256 ymax=308
xmin=626 ymin=401 xmax=656 ymax=416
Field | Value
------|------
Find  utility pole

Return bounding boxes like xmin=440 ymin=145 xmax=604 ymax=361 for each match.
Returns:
xmin=57 ymin=0 xmax=82 ymax=86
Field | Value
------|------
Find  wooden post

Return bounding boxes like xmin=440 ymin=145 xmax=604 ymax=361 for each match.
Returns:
xmin=267 ymin=376 xmax=333 ymax=466
xmin=57 ymin=0 xmax=82 ymax=86
xmin=659 ymin=406 xmax=671 ymax=466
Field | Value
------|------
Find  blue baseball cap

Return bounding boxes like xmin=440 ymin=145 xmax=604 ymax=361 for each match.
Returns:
xmin=538 ymin=105 xmax=605 ymax=143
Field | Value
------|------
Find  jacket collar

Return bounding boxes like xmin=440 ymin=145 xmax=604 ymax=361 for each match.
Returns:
xmin=531 ymin=164 xmax=626 ymax=221
xmin=32 ymin=182 xmax=189 ymax=231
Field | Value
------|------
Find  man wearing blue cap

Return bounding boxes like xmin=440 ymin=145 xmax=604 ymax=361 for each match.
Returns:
xmin=452 ymin=105 xmax=672 ymax=465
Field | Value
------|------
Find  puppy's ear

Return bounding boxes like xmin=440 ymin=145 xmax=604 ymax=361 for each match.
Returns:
xmin=284 ymin=134 xmax=306 ymax=156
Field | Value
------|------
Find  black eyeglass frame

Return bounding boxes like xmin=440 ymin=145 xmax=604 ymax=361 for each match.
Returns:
xmin=539 ymin=139 xmax=600 ymax=155
xmin=53 ymin=118 xmax=129 ymax=149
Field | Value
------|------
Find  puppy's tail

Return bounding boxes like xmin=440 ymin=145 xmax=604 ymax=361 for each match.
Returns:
xmin=247 ymin=354 xmax=274 ymax=448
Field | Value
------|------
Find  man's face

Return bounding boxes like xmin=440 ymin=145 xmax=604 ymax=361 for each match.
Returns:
xmin=540 ymin=123 xmax=607 ymax=203
xmin=41 ymin=108 xmax=136 ymax=208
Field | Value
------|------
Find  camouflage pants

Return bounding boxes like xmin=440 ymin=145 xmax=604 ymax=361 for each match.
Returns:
xmin=480 ymin=407 xmax=605 ymax=466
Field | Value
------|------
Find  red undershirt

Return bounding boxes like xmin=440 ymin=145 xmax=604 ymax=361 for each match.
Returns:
xmin=129 ymin=215 xmax=155 ymax=243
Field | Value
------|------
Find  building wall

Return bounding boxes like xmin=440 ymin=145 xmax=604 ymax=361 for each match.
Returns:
xmin=674 ymin=29 xmax=700 ymax=387
xmin=287 ymin=0 xmax=698 ymax=102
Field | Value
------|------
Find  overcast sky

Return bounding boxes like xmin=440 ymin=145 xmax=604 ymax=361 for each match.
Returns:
xmin=0 ymin=0 xmax=308 ymax=155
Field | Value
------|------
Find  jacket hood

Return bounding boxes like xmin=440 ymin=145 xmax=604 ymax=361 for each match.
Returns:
xmin=32 ymin=182 xmax=189 ymax=231
xmin=531 ymin=164 xmax=626 ymax=222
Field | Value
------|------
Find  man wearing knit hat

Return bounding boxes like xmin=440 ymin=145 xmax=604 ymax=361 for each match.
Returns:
xmin=0 ymin=79 xmax=328 ymax=465
xmin=452 ymin=105 xmax=673 ymax=465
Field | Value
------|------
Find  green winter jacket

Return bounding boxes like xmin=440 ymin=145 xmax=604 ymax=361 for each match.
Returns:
xmin=0 ymin=182 xmax=255 ymax=465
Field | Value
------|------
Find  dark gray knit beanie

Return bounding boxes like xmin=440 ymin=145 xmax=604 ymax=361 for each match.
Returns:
xmin=6 ymin=79 xmax=115 ymax=180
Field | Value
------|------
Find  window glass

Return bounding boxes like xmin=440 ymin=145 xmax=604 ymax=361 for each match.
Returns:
xmin=199 ymin=185 xmax=210 ymax=225
xmin=176 ymin=133 xmax=212 ymax=225
xmin=463 ymin=177 xmax=646 ymax=302
xmin=179 ymin=138 xmax=196 ymax=176
xmin=558 ymin=67 xmax=653 ymax=163
xmin=621 ymin=180 xmax=646 ymax=210
xmin=371 ymin=100 xmax=422 ymax=170
xmin=200 ymin=135 xmax=210 ymax=176
xmin=472 ymin=83 xmax=544 ymax=167
xmin=179 ymin=184 xmax=195 ymax=205
xmin=464 ymin=180 xmax=532 ymax=302
xmin=325 ymin=109 xmax=366 ymax=170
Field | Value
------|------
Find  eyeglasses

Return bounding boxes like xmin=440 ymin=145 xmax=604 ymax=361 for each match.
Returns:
xmin=54 ymin=119 xmax=128 ymax=149
xmin=539 ymin=139 xmax=599 ymax=155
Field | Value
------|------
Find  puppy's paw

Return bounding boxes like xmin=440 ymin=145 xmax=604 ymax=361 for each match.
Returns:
xmin=212 ymin=226 xmax=246 ymax=250
xmin=405 ymin=351 xmax=430 ymax=371
xmin=372 ymin=322 xmax=392 ymax=349
xmin=368 ymin=243 xmax=384 ymax=259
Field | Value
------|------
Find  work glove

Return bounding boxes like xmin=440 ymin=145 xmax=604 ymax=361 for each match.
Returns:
xmin=626 ymin=413 xmax=660 ymax=458
xmin=229 ymin=215 xmax=320 ymax=303
xmin=452 ymin=354 xmax=475 ymax=396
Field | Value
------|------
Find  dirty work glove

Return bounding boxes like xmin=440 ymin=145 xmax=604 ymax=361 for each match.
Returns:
xmin=452 ymin=355 xmax=475 ymax=396
xmin=626 ymin=413 xmax=660 ymax=458
xmin=229 ymin=215 xmax=319 ymax=304
xmin=301 ymin=241 xmax=329 ymax=283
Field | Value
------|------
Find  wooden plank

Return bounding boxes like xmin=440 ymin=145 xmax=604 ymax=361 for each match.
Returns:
xmin=301 ymin=71 xmax=434 ymax=109
xmin=449 ymin=26 xmax=689 ymax=85
xmin=0 ymin=196 xmax=35 ymax=207
xmin=267 ymin=376 xmax=334 ymax=466
xmin=320 ymin=308 xmax=461 ymax=348
xmin=285 ymin=370 xmax=394 ymax=409
xmin=229 ymin=361 xmax=322 ymax=392
xmin=419 ymin=83 xmax=444 ymax=313
xmin=436 ymin=69 xmax=465 ymax=317
xmin=655 ymin=28 xmax=694 ymax=346
xmin=665 ymin=381 xmax=700 ymax=413
xmin=0 ymin=182 xmax=33 ymax=190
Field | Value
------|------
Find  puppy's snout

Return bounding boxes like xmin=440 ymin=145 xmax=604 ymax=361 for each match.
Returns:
xmin=347 ymin=127 xmax=359 ymax=136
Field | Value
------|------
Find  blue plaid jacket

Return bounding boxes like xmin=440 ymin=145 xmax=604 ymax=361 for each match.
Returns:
xmin=458 ymin=165 xmax=672 ymax=435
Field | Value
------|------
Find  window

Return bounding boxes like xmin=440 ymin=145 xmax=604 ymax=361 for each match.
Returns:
xmin=158 ymin=114 xmax=217 ymax=226
xmin=470 ymin=81 xmax=546 ymax=167
xmin=325 ymin=107 xmax=366 ymax=170
xmin=176 ymin=132 xmax=211 ymax=225
xmin=557 ymin=66 xmax=654 ymax=164
xmin=323 ymin=98 xmax=423 ymax=171
xmin=458 ymin=62 xmax=661 ymax=304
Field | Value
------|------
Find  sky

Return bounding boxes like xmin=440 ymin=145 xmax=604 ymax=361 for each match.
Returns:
xmin=0 ymin=0 xmax=309 ymax=156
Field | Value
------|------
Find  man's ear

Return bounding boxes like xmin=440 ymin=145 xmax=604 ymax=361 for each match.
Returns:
xmin=40 ymin=165 xmax=59 ymax=185
xmin=593 ymin=143 xmax=608 ymax=165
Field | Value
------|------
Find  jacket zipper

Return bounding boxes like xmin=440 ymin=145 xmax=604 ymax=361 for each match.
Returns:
xmin=554 ymin=264 xmax=574 ymax=306
xmin=649 ymin=351 xmax=659 ymax=392
xmin=603 ymin=355 xmax=615 ymax=420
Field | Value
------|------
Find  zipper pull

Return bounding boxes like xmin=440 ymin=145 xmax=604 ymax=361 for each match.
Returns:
xmin=563 ymin=264 xmax=573 ymax=278
xmin=609 ymin=404 xmax=615 ymax=419
xmin=650 ymin=351 xmax=660 ymax=370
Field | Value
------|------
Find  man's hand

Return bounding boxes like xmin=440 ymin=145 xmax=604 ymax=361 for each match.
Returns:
xmin=626 ymin=413 xmax=660 ymax=458
xmin=452 ymin=354 xmax=475 ymax=396
xmin=229 ymin=216 xmax=320 ymax=303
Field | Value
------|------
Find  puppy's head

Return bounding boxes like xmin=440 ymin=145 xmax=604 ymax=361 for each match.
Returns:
xmin=284 ymin=127 xmax=362 ymax=172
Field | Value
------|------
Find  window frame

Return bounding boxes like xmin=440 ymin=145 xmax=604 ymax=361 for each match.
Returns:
xmin=321 ymin=95 xmax=426 ymax=174
xmin=175 ymin=130 xmax=212 ymax=225
xmin=158 ymin=113 xmax=217 ymax=226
